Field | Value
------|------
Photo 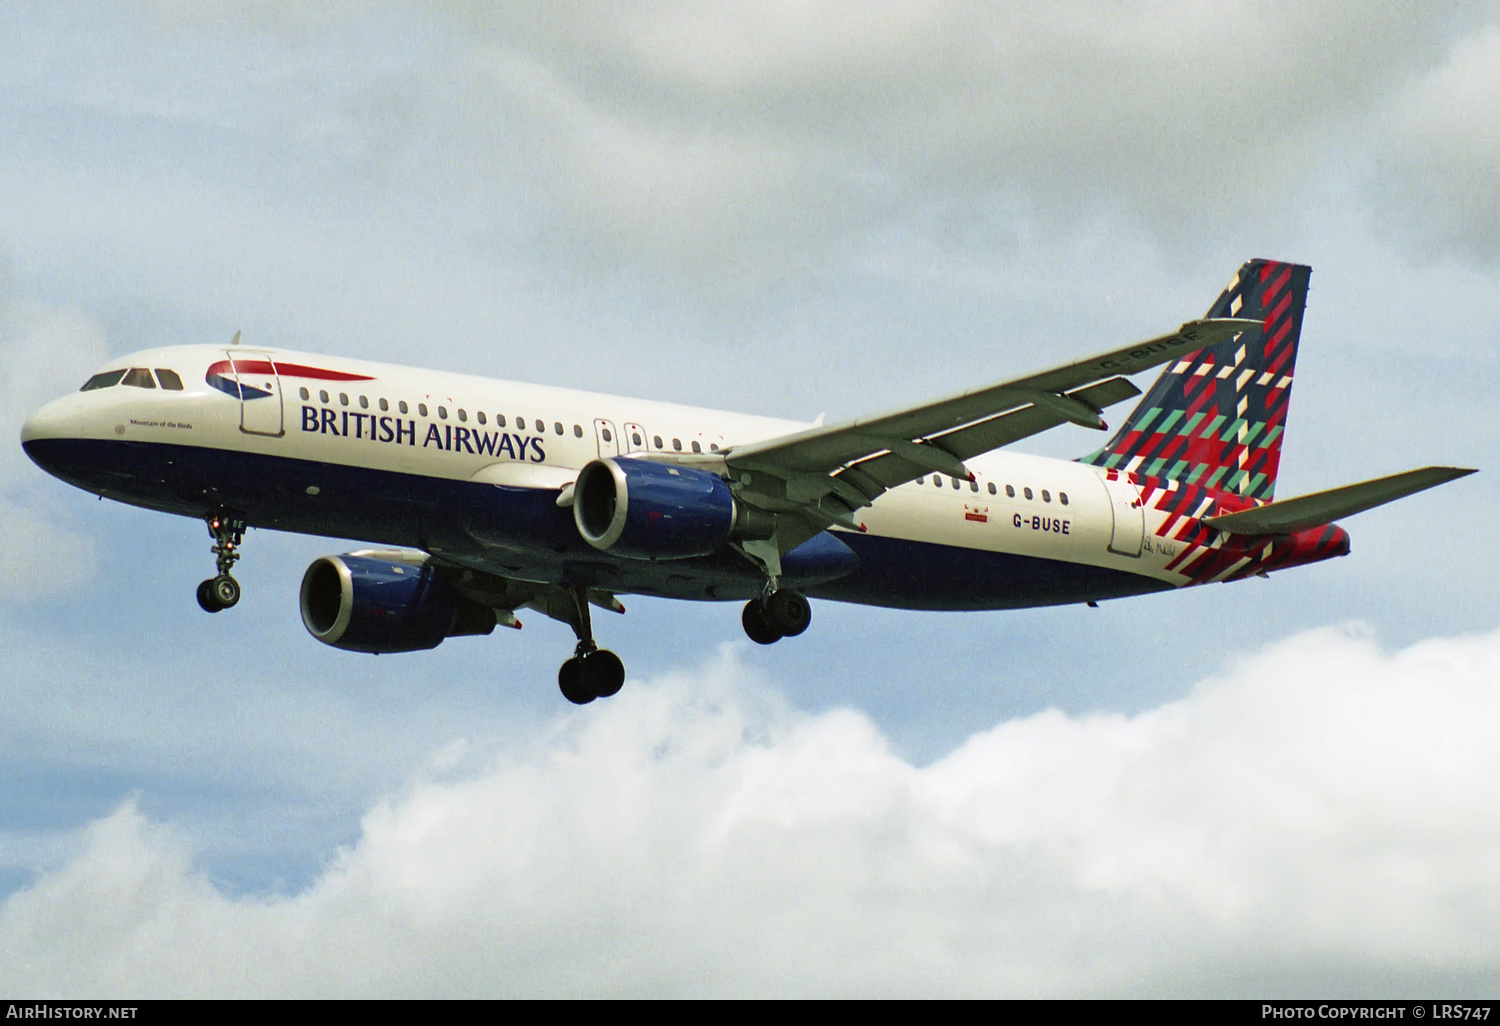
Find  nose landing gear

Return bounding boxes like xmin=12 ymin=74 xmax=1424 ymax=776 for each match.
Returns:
xmin=741 ymin=583 xmax=811 ymax=645
xmin=196 ymin=512 xmax=246 ymax=613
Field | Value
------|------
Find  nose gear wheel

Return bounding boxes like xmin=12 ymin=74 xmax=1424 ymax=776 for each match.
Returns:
xmin=196 ymin=575 xmax=241 ymax=613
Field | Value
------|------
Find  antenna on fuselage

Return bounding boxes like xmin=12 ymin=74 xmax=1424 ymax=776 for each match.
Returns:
xmin=230 ymin=330 xmax=241 ymax=346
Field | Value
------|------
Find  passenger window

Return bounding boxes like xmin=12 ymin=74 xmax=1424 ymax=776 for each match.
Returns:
xmin=379 ymin=398 xmax=389 ymax=412
xmin=320 ymin=390 xmax=330 ymax=403
xmin=359 ymin=395 xmax=369 ymax=409
xmin=554 ymin=422 xmax=563 ymax=435
xmin=691 ymin=440 xmax=701 ymax=453
xmin=1042 ymin=490 xmax=1051 ymax=503
xmin=155 ymin=369 xmax=184 ymax=390
xmin=602 ymin=428 xmax=612 ymax=442
xmin=418 ymin=403 xmax=428 ymax=417
xmin=476 ymin=411 xmax=485 ymax=424
xmin=710 ymin=443 xmax=719 ymax=452
xmin=339 ymin=393 xmax=349 ymax=406
xmin=631 ymin=431 xmax=642 ymax=446
xmin=438 ymin=406 xmax=447 ymax=420
xmin=299 ymin=387 xmax=310 ymax=401
xmin=654 ymin=435 xmax=664 ymax=449
xmin=1005 ymin=485 xmax=1015 ymax=498
xmin=457 ymin=408 xmax=467 ymax=422
xmin=122 ymin=367 xmax=156 ymax=389
xmin=916 ymin=476 xmax=925 ymax=485
xmin=496 ymin=414 xmax=505 ymax=427
xmin=951 ymin=478 xmax=961 ymax=490
xmin=574 ymin=425 xmax=583 ymax=437
xmin=399 ymin=401 xmax=408 ymax=414
xmin=516 ymin=415 xmax=524 ymax=428
xmin=933 ymin=476 xmax=943 ymax=487
xmin=673 ymin=438 xmax=682 ymax=451
xmin=81 ymin=369 xmax=126 ymax=391
xmin=988 ymin=482 xmax=997 ymax=495
xmin=1024 ymin=487 xmax=1033 ymax=500
xmin=1060 ymin=492 xmax=1069 ymax=506
xmin=534 ymin=419 xmax=544 ymax=432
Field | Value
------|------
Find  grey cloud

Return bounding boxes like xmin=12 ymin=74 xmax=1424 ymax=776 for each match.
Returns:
xmin=124 ymin=2 xmax=1480 ymax=282
xmin=28 ymin=2 xmax=1500 ymax=291
xmin=423 ymin=2 xmax=1470 ymax=268
xmin=1372 ymin=23 xmax=1500 ymax=262
xmin=5 ymin=628 xmax=1500 ymax=997
xmin=0 ymin=280 xmax=106 ymax=601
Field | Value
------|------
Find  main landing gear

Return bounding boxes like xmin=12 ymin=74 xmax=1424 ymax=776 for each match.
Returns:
xmin=741 ymin=585 xmax=811 ymax=645
xmin=196 ymin=512 xmax=245 ymax=613
xmin=556 ymin=584 xmax=626 ymax=705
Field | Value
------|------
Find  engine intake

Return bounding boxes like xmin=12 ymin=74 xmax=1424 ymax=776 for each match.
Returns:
xmin=300 ymin=554 xmax=496 ymax=654
xmin=573 ymin=457 xmax=769 ymax=560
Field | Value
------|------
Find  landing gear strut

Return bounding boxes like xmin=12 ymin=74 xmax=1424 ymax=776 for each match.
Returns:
xmin=742 ymin=583 xmax=811 ymax=645
xmin=556 ymin=584 xmax=626 ymax=705
xmin=196 ymin=512 xmax=245 ymax=613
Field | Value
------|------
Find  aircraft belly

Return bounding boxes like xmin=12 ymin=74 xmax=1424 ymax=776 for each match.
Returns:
xmin=810 ymin=532 xmax=1171 ymax=610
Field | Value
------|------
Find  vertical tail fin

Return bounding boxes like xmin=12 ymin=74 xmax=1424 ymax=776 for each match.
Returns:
xmin=1079 ymin=259 xmax=1311 ymax=501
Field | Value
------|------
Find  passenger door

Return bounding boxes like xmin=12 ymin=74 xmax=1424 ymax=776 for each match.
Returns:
xmin=1097 ymin=469 xmax=1144 ymax=557
xmin=226 ymin=351 xmax=284 ymax=437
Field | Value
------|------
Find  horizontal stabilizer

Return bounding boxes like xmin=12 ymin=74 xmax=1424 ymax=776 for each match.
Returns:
xmin=1202 ymin=466 xmax=1476 ymax=535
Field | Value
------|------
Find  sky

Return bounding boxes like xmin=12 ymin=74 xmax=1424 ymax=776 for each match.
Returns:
xmin=1 ymin=0 xmax=1498 ymax=998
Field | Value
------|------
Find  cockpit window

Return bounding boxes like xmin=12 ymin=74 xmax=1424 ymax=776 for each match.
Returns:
xmin=121 ymin=367 xmax=156 ymax=389
xmin=155 ymin=369 xmax=184 ymax=390
xmin=80 ymin=370 xmax=127 ymax=391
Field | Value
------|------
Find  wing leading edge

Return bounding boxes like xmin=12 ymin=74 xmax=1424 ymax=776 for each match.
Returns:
xmin=720 ymin=317 xmax=1260 ymax=540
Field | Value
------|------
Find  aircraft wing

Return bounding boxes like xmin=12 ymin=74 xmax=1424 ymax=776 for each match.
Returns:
xmin=721 ymin=317 xmax=1259 ymax=532
xmin=1202 ymin=466 xmax=1476 ymax=535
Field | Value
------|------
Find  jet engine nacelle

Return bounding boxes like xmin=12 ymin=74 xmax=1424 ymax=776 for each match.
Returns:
xmin=573 ymin=457 xmax=770 ymax=560
xmin=300 ymin=554 xmax=496 ymax=654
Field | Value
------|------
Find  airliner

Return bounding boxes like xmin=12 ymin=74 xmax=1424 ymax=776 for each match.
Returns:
xmin=20 ymin=260 xmax=1473 ymax=703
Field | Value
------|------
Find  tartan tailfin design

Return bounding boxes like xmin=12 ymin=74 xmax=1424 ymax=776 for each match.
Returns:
xmin=1079 ymin=259 xmax=1311 ymax=502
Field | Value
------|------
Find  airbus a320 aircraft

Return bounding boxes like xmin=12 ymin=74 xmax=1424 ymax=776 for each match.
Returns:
xmin=21 ymin=260 xmax=1473 ymax=703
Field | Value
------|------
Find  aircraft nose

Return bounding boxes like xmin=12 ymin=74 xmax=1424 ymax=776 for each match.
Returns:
xmin=20 ymin=396 xmax=74 ymax=447
xmin=20 ymin=395 xmax=91 ymax=478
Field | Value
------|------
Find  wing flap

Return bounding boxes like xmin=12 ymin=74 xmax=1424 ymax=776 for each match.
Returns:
xmin=1202 ymin=466 xmax=1476 ymax=535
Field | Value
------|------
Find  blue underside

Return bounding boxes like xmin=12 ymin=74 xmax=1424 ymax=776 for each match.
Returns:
xmin=22 ymin=437 xmax=1170 ymax=610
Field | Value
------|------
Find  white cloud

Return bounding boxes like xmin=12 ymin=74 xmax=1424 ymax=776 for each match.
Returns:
xmin=5 ymin=626 xmax=1500 ymax=997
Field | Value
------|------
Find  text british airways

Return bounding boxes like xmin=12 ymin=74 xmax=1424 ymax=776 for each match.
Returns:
xmin=300 ymin=406 xmax=547 ymax=461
